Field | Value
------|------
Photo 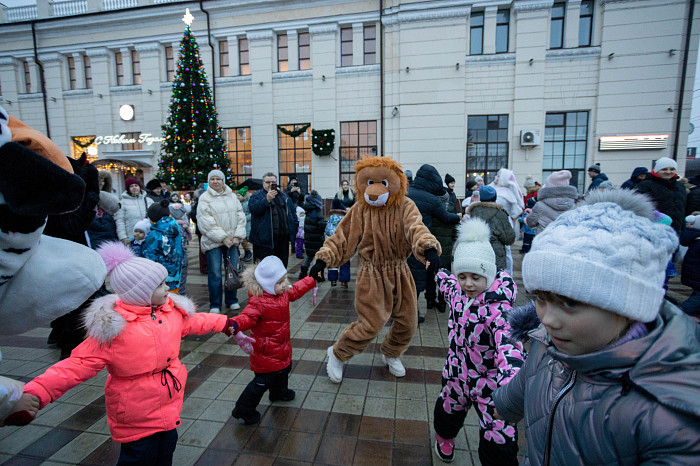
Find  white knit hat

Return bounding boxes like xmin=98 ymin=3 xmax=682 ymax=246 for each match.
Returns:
xmin=254 ymin=256 xmax=288 ymax=295
xmin=523 ymin=189 xmax=678 ymax=322
xmin=653 ymin=157 xmax=678 ymax=172
xmin=208 ymin=169 xmax=225 ymax=181
xmin=133 ymin=219 xmax=151 ymax=235
xmin=452 ymin=218 xmax=497 ymax=288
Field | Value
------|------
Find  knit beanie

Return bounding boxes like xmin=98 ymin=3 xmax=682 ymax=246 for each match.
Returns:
xmin=598 ymin=180 xmax=614 ymax=189
xmin=208 ymin=169 xmax=225 ymax=181
xmin=98 ymin=191 xmax=120 ymax=215
xmin=452 ymin=218 xmax=497 ymax=288
xmin=544 ymin=170 xmax=572 ymax=187
xmin=133 ymin=219 xmax=151 ymax=236
xmin=254 ymin=256 xmax=288 ymax=295
xmin=445 ymin=173 xmax=455 ymax=185
xmin=124 ymin=177 xmax=141 ymax=189
xmin=524 ymin=176 xmax=536 ymax=189
xmin=97 ymin=242 xmax=167 ymax=306
xmin=466 ymin=180 xmax=477 ymax=192
xmin=478 ymin=185 xmax=497 ymax=202
xmin=523 ymin=189 xmax=678 ymax=323
xmin=653 ymin=156 xmax=678 ymax=171
xmin=146 ymin=179 xmax=161 ymax=190
xmin=588 ymin=164 xmax=601 ymax=174
xmin=237 ymin=186 xmax=248 ymax=196
xmin=475 ymin=175 xmax=484 ymax=184
xmin=147 ymin=199 xmax=171 ymax=222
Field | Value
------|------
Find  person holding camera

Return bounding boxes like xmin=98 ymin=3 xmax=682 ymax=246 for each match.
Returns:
xmin=249 ymin=172 xmax=299 ymax=268
xmin=285 ymin=175 xmax=305 ymax=207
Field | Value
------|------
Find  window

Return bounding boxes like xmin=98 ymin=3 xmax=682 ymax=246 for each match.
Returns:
xmin=363 ymin=25 xmax=376 ymax=65
xmin=165 ymin=46 xmax=175 ymax=81
xmin=467 ymin=115 xmax=509 ymax=184
xmin=115 ymin=52 xmax=124 ymax=86
xmin=341 ymin=27 xmax=353 ymax=67
xmin=277 ymin=34 xmax=288 ymax=72
xmin=23 ymin=60 xmax=31 ymax=93
xmin=121 ymin=132 xmax=143 ymax=151
xmin=579 ymin=0 xmax=594 ymax=47
xmin=543 ymin=111 xmax=589 ymax=192
xmin=340 ymin=121 xmax=377 ymax=187
xmin=550 ymin=3 xmax=565 ymax=49
xmin=219 ymin=40 xmax=229 ymax=77
xmin=278 ymin=124 xmax=311 ymax=189
xmin=84 ymin=55 xmax=92 ymax=89
xmin=225 ymin=127 xmax=252 ymax=186
xmin=496 ymin=9 xmax=510 ymax=53
xmin=470 ymin=12 xmax=484 ymax=55
xmin=68 ymin=56 xmax=77 ymax=90
xmin=239 ymin=38 xmax=250 ymax=75
xmin=131 ymin=50 xmax=141 ymax=85
xmin=299 ymin=32 xmax=310 ymax=70
xmin=71 ymin=135 xmax=97 ymax=160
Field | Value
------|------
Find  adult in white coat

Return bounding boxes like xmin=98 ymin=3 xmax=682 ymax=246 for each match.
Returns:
xmin=197 ymin=170 xmax=246 ymax=313
xmin=491 ymin=168 xmax=524 ymax=275
xmin=115 ymin=177 xmax=153 ymax=245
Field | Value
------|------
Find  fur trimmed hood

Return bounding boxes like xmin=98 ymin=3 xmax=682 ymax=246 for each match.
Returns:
xmin=504 ymin=301 xmax=541 ymax=343
xmin=466 ymin=201 xmax=506 ymax=215
xmin=83 ymin=293 xmax=196 ymax=344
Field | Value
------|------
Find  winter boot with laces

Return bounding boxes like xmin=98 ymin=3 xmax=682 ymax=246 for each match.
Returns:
xmin=434 ymin=433 xmax=455 ymax=462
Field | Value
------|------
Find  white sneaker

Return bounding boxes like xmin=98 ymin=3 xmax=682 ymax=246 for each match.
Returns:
xmin=326 ymin=346 xmax=344 ymax=384
xmin=229 ymin=303 xmax=241 ymax=311
xmin=209 ymin=307 xmax=220 ymax=314
xmin=382 ymin=354 xmax=406 ymax=377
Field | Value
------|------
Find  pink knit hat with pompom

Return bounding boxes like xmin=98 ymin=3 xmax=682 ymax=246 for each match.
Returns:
xmin=544 ymin=170 xmax=572 ymax=187
xmin=97 ymin=242 xmax=167 ymax=306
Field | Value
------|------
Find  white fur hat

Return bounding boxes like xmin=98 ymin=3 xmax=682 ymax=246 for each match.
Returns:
xmin=452 ymin=218 xmax=497 ymax=288
xmin=255 ymin=256 xmax=288 ymax=295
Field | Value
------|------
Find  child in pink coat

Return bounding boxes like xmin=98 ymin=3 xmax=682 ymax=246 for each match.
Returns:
xmin=16 ymin=242 xmax=252 ymax=465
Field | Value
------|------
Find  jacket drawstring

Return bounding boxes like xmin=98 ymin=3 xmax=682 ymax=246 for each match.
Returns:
xmin=155 ymin=368 xmax=182 ymax=399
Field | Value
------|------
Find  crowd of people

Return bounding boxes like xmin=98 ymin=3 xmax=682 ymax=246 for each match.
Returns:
xmin=0 ymin=107 xmax=697 ymax=466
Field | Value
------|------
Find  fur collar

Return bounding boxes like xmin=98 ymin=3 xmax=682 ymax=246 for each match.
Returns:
xmin=467 ymin=201 xmax=505 ymax=215
xmin=83 ymin=293 xmax=196 ymax=344
xmin=505 ymin=301 xmax=541 ymax=343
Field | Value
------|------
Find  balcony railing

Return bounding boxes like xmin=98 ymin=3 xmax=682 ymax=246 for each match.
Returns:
xmin=52 ymin=0 xmax=88 ymax=17
xmin=103 ymin=0 xmax=138 ymax=11
xmin=7 ymin=5 xmax=38 ymax=22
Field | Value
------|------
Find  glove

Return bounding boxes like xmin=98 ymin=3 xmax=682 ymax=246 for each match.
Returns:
xmin=308 ymin=259 xmax=326 ymax=282
xmin=223 ymin=318 xmax=238 ymax=337
xmin=424 ymin=248 xmax=440 ymax=275
xmin=234 ymin=332 xmax=256 ymax=355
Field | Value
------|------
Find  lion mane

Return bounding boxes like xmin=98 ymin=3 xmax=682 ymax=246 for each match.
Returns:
xmin=353 ymin=156 xmax=408 ymax=208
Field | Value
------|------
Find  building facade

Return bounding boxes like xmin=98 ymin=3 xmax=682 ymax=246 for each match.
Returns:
xmin=0 ymin=0 xmax=697 ymax=196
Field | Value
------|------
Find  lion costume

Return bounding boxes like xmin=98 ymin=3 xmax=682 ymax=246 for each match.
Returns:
xmin=310 ymin=156 xmax=441 ymax=383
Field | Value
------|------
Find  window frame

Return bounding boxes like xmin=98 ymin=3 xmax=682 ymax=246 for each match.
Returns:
xmin=239 ymin=38 xmax=250 ymax=76
xmin=543 ymin=111 xmax=589 ymax=193
xmin=84 ymin=54 xmax=92 ymax=89
xmin=121 ymin=131 xmax=143 ymax=151
xmin=68 ymin=56 xmax=77 ymax=90
xmin=466 ymin=114 xmax=509 ymax=185
xmin=363 ymin=25 xmax=376 ymax=65
xmin=341 ymin=27 xmax=353 ymax=67
xmin=165 ymin=46 xmax=175 ymax=82
xmin=578 ymin=0 xmax=594 ymax=47
xmin=115 ymin=51 xmax=124 ymax=86
xmin=339 ymin=120 xmax=378 ymax=187
xmin=550 ymin=2 xmax=566 ymax=49
xmin=298 ymin=32 xmax=310 ymax=70
xmin=23 ymin=60 xmax=31 ymax=93
xmin=219 ymin=40 xmax=229 ymax=77
xmin=225 ymin=127 xmax=252 ymax=187
xmin=277 ymin=34 xmax=288 ymax=72
xmin=131 ymin=50 xmax=141 ymax=85
xmin=470 ymin=12 xmax=485 ymax=55
xmin=496 ymin=9 xmax=510 ymax=54
xmin=277 ymin=124 xmax=311 ymax=190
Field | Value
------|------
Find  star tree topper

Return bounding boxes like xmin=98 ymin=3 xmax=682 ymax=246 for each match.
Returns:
xmin=182 ymin=8 xmax=194 ymax=27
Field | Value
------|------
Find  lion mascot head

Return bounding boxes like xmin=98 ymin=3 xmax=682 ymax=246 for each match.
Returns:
xmin=354 ymin=156 xmax=408 ymax=208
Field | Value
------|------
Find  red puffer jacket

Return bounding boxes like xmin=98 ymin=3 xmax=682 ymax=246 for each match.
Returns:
xmin=24 ymin=294 xmax=228 ymax=443
xmin=232 ymin=276 xmax=315 ymax=373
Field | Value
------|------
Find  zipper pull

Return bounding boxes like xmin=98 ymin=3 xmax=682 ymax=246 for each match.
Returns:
xmin=151 ymin=308 xmax=156 ymax=320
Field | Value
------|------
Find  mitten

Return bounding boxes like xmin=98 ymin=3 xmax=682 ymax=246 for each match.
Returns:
xmin=425 ymin=248 xmax=440 ymax=274
xmin=234 ymin=332 xmax=255 ymax=355
xmin=223 ymin=318 xmax=239 ymax=337
xmin=308 ymin=259 xmax=326 ymax=282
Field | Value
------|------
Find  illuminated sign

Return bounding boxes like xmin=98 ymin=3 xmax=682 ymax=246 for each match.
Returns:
xmin=599 ymin=134 xmax=669 ymax=151
xmin=94 ymin=133 xmax=164 ymax=146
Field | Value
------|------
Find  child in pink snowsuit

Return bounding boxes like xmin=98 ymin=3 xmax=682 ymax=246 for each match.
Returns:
xmin=17 ymin=242 xmax=252 ymax=465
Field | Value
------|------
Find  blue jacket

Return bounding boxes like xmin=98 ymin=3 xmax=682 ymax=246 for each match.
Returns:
xmin=87 ymin=213 xmax=118 ymax=250
xmin=681 ymin=227 xmax=700 ymax=291
xmin=131 ymin=240 xmax=146 ymax=258
xmin=144 ymin=217 xmax=183 ymax=290
xmin=586 ymin=172 xmax=609 ymax=193
xmin=248 ymin=189 xmax=298 ymax=249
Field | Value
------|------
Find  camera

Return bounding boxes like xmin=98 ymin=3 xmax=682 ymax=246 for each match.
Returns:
xmin=270 ymin=182 xmax=278 ymax=191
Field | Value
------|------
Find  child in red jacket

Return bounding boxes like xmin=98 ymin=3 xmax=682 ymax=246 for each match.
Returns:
xmin=15 ymin=242 xmax=251 ymax=465
xmin=225 ymin=255 xmax=316 ymax=424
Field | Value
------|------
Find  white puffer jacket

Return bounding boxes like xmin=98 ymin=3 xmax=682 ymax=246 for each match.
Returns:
xmin=196 ymin=185 xmax=246 ymax=252
xmin=115 ymin=191 xmax=153 ymax=241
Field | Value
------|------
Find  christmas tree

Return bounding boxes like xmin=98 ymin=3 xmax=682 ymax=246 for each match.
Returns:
xmin=158 ymin=9 xmax=228 ymax=190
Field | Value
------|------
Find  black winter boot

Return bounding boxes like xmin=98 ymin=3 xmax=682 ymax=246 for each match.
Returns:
xmin=299 ymin=266 xmax=308 ymax=280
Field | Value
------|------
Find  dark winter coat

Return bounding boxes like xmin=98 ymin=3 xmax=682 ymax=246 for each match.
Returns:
xmin=680 ymin=227 xmax=700 ymax=291
xmin=87 ymin=211 xmax=119 ymax=250
xmin=620 ymin=167 xmax=649 ymax=190
xmin=407 ymin=164 xmax=460 ymax=291
xmin=586 ymin=172 xmax=609 ymax=193
xmin=334 ymin=189 xmax=356 ymax=209
xmin=637 ymin=174 xmax=687 ymax=232
xmin=525 ymin=185 xmax=578 ymax=234
xmin=302 ymin=198 xmax=327 ymax=256
xmin=686 ymin=186 xmax=700 ymax=215
xmin=248 ymin=189 xmax=299 ymax=249
xmin=494 ymin=302 xmax=700 ymax=465
xmin=432 ymin=194 xmax=458 ymax=269
xmin=467 ymin=202 xmax=515 ymax=270
xmin=445 ymin=187 xmax=461 ymax=215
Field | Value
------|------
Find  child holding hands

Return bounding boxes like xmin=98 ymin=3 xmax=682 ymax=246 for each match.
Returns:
xmin=225 ymin=256 xmax=316 ymax=425
xmin=16 ymin=242 xmax=250 ymax=465
xmin=432 ymin=218 xmax=525 ymax=465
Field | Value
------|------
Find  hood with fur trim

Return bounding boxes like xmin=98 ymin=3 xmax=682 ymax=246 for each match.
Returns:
xmin=82 ymin=293 xmax=196 ymax=344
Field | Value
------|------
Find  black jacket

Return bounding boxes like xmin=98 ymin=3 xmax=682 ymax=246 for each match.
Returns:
xmin=686 ymin=186 xmax=700 ymax=216
xmin=302 ymin=201 xmax=327 ymax=255
xmin=681 ymin=227 xmax=700 ymax=291
xmin=637 ymin=175 xmax=687 ymax=232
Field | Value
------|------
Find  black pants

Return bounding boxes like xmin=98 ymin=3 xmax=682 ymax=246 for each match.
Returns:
xmin=235 ymin=364 xmax=291 ymax=416
xmin=253 ymin=238 xmax=290 ymax=268
xmin=433 ymin=398 xmax=518 ymax=466
xmin=118 ymin=429 xmax=178 ymax=465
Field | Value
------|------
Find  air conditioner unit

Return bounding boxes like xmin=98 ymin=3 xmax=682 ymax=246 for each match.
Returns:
xmin=520 ymin=129 xmax=541 ymax=146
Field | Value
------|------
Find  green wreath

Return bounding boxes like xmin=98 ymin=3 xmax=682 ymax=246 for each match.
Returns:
xmin=312 ymin=129 xmax=335 ymax=156
xmin=279 ymin=123 xmax=311 ymax=138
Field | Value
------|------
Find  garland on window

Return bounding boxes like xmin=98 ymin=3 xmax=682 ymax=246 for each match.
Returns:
xmin=312 ymin=129 xmax=335 ymax=156
xmin=279 ymin=123 xmax=311 ymax=138
xmin=71 ymin=136 xmax=96 ymax=148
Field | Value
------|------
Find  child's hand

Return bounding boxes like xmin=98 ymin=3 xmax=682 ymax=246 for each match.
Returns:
xmin=425 ymin=260 xmax=431 ymax=270
xmin=234 ymin=333 xmax=255 ymax=355
xmin=3 ymin=393 xmax=40 ymax=426
xmin=492 ymin=407 xmax=503 ymax=421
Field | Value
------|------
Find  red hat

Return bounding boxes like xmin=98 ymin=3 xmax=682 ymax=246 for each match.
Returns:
xmin=124 ymin=177 xmax=142 ymax=189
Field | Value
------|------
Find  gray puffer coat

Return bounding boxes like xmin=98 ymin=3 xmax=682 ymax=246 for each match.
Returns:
xmin=494 ymin=301 xmax=700 ymax=465
xmin=525 ymin=185 xmax=578 ymax=234
xmin=466 ymin=201 xmax=515 ymax=270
